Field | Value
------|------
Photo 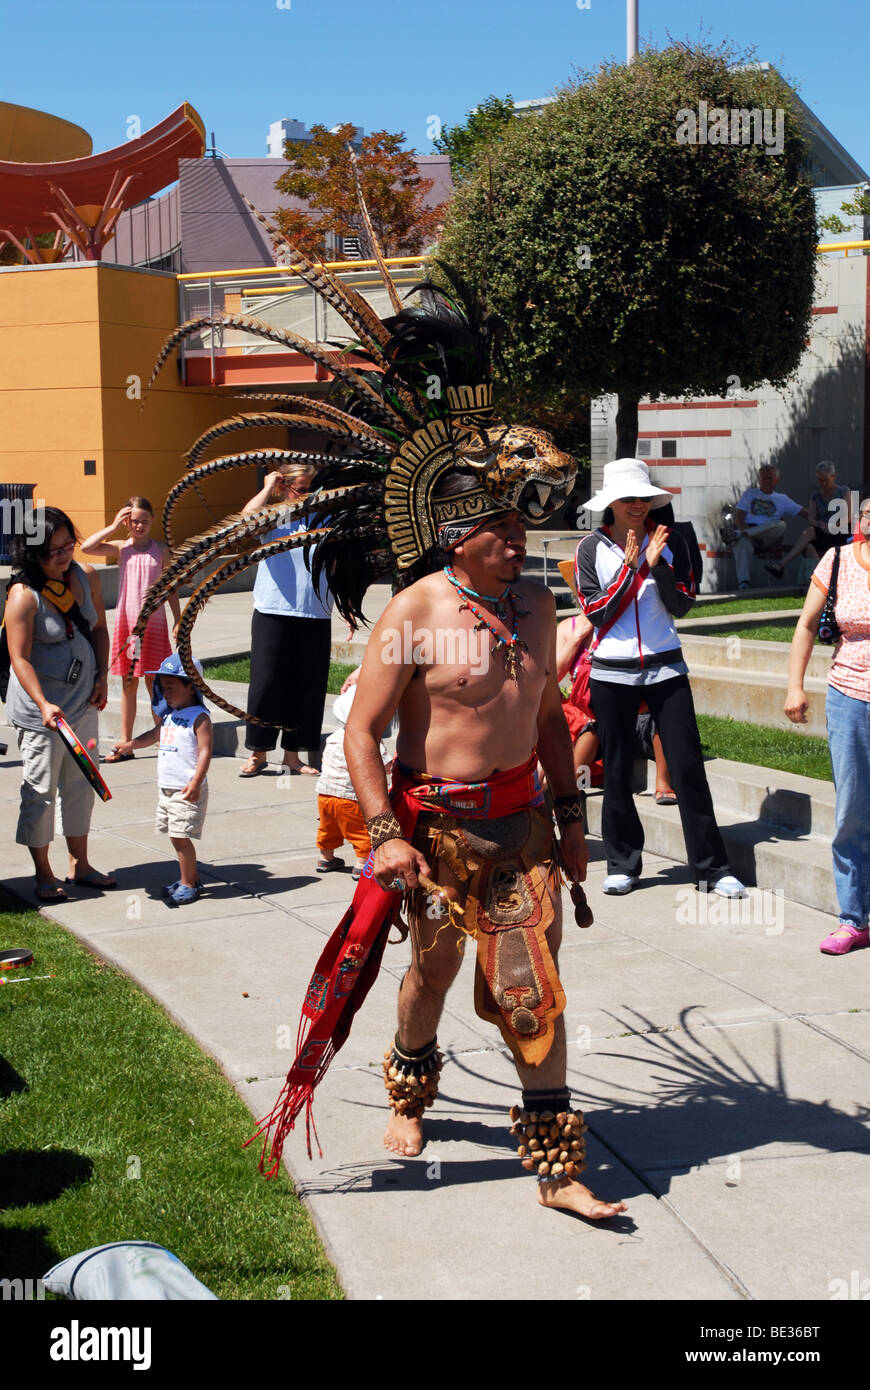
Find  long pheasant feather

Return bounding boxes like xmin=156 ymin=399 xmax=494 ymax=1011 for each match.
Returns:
xmin=146 ymin=314 xmax=406 ymax=429
xmin=241 ymin=194 xmax=390 ymax=359
xmin=173 ymin=522 xmax=381 ymax=719
xmin=347 ymin=144 xmax=403 ymax=315
xmin=185 ymin=412 xmax=391 ymax=470
xmin=163 ymin=453 xmax=377 ymax=551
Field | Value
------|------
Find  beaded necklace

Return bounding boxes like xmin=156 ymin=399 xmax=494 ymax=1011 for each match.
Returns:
xmin=443 ymin=566 xmax=529 ymax=680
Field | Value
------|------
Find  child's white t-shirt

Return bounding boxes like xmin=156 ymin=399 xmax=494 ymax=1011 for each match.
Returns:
xmin=157 ymin=704 xmax=210 ymax=790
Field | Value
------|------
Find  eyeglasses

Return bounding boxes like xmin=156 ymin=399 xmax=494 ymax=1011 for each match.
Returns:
xmin=617 ymin=496 xmax=648 ymax=505
xmin=47 ymin=539 xmax=75 ymax=558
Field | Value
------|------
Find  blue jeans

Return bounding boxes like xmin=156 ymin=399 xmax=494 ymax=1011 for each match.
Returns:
xmin=826 ymin=684 xmax=870 ymax=928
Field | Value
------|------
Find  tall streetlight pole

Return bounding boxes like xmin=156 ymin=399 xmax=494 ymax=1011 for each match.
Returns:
xmin=627 ymin=0 xmax=638 ymax=63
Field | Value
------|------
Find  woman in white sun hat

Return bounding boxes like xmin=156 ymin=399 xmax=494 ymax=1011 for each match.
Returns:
xmin=574 ymin=459 xmax=745 ymax=898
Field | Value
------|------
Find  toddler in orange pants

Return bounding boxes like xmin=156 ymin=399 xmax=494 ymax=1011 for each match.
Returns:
xmin=316 ymin=686 xmax=389 ymax=880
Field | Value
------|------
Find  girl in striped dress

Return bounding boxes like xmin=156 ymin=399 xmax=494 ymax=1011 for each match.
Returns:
xmin=81 ymin=497 xmax=180 ymax=760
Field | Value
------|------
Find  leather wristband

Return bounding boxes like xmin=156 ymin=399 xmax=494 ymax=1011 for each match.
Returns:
xmin=554 ymin=795 xmax=585 ymax=826
xmin=366 ymin=809 xmax=404 ymax=850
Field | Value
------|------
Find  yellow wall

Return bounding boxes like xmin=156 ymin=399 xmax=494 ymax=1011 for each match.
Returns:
xmin=0 ymin=262 xmax=289 ymax=557
xmin=0 ymin=101 xmax=92 ymax=162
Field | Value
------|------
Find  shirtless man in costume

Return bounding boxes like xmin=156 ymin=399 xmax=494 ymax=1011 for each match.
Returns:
xmin=345 ymin=505 xmax=627 ymax=1220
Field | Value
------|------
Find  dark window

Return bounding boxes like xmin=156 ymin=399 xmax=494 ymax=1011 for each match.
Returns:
xmin=661 ymin=440 xmax=677 ymax=458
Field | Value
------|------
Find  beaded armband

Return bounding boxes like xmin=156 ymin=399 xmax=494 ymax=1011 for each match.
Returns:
xmin=366 ymin=810 xmax=404 ymax=850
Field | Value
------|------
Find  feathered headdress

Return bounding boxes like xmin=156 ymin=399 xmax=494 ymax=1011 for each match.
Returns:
xmin=135 ymin=174 xmax=576 ymax=717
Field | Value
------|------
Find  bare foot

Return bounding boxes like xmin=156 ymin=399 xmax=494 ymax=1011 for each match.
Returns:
xmin=384 ymin=1111 xmax=424 ymax=1157
xmin=283 ymin=757 xmax=318 ymax=777
xmin=537 ymin=1175 xmax=627 ymax=1220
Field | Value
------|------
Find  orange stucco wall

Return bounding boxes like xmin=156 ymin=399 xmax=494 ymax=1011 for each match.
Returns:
xmin=0 ymin=262 xmax=289 ymax=555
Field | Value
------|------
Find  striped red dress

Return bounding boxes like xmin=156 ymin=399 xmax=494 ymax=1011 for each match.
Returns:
xmin=109 ymin=540 xmax=172 ymax=677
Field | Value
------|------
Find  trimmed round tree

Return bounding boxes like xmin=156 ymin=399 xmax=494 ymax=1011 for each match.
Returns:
xmin=438 ymin=44 xmax=818 ymax=459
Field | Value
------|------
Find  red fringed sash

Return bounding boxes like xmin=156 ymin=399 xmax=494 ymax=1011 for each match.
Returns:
xmin=247 ymin=752 xmax=544 ymax=1176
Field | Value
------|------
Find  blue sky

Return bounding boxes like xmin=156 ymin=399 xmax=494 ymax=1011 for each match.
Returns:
xmin=2 ymin=0 xmax=868 ymax=176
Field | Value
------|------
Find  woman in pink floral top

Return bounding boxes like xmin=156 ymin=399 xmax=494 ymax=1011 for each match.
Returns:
xmin=785 ymin=498 xmax=870 ymax=955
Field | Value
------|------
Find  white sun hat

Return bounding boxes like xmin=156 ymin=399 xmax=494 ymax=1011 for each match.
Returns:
xmin=585 ymin=459 xmax=671 ymax=512
xmin=331 ymin=687 xmax=356 ymax=726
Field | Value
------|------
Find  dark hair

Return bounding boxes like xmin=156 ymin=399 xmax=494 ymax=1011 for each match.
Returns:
xmin=602 ymin=506 xmax=614 ymax=526
xmin=9 ymin=506 xmax=79 ymax=590
xmin=125 ymin=495 xmax=153 ymax=513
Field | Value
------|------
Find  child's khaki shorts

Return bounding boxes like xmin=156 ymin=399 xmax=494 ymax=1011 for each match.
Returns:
xmin=156 ymin=786 xmax=208 ymax=839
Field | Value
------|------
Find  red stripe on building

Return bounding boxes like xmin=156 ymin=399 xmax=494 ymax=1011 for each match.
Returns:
xmin=651 ymin=459 xmax=707 ymax=467
xmin=638 ymin=429 xmax=731 ymax=438
xmin=811 ymin=305 xmax=837 ymax=315
xmin=638 ymin=400 xmax=758 ymax=410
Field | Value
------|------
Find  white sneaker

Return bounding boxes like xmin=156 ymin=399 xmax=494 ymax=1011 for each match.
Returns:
xmin=603 ymin=874 xmax=638 ymax=895
xmin=712 ymin=875 xmax=747 ymax=898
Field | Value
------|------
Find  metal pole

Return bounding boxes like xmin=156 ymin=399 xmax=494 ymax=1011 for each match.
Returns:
xmin=627 ymin=0 xmax=638 ymax=63
xmin=208 ymin=274 xmax=215 ymax=384
xmin=542 ymin=538 xmax=550 ymax=588
xmin=178 ymin=277 xmax=187 ymax=384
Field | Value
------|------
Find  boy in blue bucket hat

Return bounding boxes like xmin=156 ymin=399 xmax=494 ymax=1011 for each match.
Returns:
xmin=110 ymin=653 xmax=212 ymax=905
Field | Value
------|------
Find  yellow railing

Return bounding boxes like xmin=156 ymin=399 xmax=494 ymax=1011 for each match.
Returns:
xmin=177 ymin=254 xmax=427 ymax=283
xmin=816 ymin=240 xmax=870 ymax=255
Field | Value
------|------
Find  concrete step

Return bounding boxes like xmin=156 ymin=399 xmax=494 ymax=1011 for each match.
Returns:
xmin=688 ymin=663 xmax=828 ymax=736
xmin=584 ymin=784 xmax=837 ymax=918
xmin=680 ymin=632 xmax=831 ymax=681
xmin=697 ymin=757 xmax=836 ymax=840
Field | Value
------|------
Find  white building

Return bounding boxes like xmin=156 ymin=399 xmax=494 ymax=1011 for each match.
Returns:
xmin=266 ymin=118 xmax=364 ymax=158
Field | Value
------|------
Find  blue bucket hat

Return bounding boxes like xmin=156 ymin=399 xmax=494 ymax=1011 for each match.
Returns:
xmin=145 ymin=653 xmax=204 ymax=679
xmin=146 ymin=653 xmax=205 ymax=718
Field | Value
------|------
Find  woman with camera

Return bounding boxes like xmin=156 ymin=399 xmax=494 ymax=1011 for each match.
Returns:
xmin=5 ymin=506 xmax=115 ymax=901
xmin=785 ymin=497 xmax=870 ymax=954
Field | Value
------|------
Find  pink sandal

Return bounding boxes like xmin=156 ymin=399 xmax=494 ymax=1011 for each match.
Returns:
xmin=819 ymin=923 xmax=870 ymax=955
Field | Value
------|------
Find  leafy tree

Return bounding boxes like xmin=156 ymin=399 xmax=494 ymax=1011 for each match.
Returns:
xmin=433 ymin=94 xmax=516 ymax=183
xmin=438 ymin=44 xmax=818 ymax=458
xmin=274 ymin=122 xmax=445 ymax=261
xmin=821 ymin=184 xmax=869 ymax=248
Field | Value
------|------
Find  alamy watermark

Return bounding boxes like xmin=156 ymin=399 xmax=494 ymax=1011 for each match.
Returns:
xmin=0 ymin=1277 xmax=46 ymax=1300
xmin=0 ymin=497 xmax=46 ymax=546
xmin=381 ymin=621 xmax=490 ymax=675
xmin=676 ymin=885 xmax=784 ymax=934
xmin=676 ymin=101 xmax=784 ymax=157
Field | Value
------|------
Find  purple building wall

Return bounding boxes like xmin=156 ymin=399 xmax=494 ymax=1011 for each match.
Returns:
xmin=108 ymin=153 xmax=453 ymax=273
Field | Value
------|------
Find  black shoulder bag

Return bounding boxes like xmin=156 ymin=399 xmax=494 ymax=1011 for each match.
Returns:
xmin=817 ymin=547 xmax=841 ymax=646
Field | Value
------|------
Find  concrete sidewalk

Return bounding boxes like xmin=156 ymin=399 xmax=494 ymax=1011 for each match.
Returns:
xmin=2 ymin=584 xmax=869 ymax=1302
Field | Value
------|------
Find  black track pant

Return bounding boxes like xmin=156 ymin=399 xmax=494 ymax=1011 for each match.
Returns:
xmin=589 ymin=674 xmax=731 ymax=887
xmin=245 ymin=611 xmax=331 ymax=753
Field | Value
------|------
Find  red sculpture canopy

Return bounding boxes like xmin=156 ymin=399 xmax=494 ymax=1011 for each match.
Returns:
xmin=0 ymin=102 xmax=205 ymax=260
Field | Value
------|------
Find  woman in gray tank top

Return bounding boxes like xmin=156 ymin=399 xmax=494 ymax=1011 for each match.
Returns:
xmin=5 ymin=507 xmax=115 ymax=902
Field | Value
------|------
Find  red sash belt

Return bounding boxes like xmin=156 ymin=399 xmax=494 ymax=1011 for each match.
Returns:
xmin=248 ymin=750 xmax=543 ymax=1175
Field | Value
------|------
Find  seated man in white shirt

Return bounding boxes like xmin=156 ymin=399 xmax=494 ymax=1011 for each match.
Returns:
xmin=733 ymin=465 xmax=809 ymax=589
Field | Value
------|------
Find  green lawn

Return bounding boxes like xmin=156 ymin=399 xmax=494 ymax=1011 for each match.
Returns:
xmin=0 ymin=892 xmax=342 ymax=1300
xmin=203 ymin=656 xmax=357 ymax=693
xmin=699 ymin=620 xmax=798 ymax=643
xmin=689 ymin=595 xmax=806 ymax=618
xmin=697 ymin=713 xmax=832 ymax=781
